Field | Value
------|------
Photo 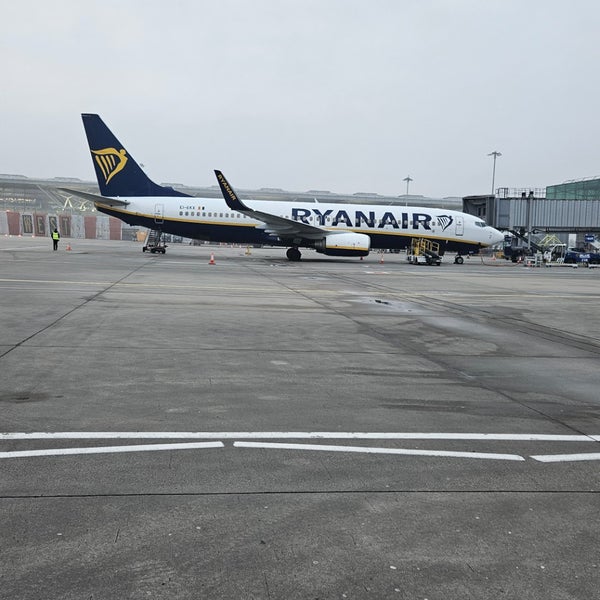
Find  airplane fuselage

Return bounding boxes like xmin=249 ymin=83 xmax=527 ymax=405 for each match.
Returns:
xmin=96 ymin=196 xmax=502 ymax=254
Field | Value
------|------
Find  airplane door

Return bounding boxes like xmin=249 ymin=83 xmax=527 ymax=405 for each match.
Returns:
xmin=455 ymin=215 xmax=464 ymax=236
xmin=154 ymin=203 xmax=164 ymax=225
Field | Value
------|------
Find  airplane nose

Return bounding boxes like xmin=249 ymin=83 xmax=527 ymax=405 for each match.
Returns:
xmin=490 ymin=228 xmax=504 ymax=245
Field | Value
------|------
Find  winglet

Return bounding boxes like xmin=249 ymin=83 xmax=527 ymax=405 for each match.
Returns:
xmin=214 ymin=170 xmax=251 ymax=213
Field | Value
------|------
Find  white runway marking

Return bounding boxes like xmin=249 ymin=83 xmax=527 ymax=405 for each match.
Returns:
xmin=2 ymin=432 xmax=598 ymax=441
xmin=234 ymin=441 xmax=526 ymax=461
xmin=530 ymin=453 xmax=600 ymax=463
xmin=0 ymin=441 xmax=224 ymax=459
xmin=3 ymin=433 xmax=598 ymax=463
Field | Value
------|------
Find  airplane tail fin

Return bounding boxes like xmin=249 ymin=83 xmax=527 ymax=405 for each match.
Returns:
xmin=81 ymin=113 xmax=190 ymax=197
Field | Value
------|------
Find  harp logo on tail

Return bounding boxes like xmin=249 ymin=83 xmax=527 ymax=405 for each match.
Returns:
xmin=91 ymin=147 xmax=128 ymax=184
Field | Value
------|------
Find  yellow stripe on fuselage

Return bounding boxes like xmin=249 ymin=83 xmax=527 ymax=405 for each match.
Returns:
xmin=95 ymin=203 xmax=485 ymax=246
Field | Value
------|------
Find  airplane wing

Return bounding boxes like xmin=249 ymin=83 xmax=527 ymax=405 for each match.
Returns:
xmin=214 ymin=170 xmax=326 ymax=240
xmin=59 ymin=188 xmax=130 ymax=207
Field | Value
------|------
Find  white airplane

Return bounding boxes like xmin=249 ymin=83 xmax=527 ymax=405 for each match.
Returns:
xmin=63 ymin=114 xmax=504 ymax=261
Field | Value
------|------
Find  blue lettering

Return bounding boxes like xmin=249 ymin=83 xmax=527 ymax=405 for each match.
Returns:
xmin=292 ymin=208 xmax=311 ymax=224
xmin=313 ymin=209 xmax=333 ymax=226
xmin=355 ymin=211 xmax=375 ymax=228
xmin=332 ymin=210 xmax=352 ymax=227
xmin=412 ymin=213 xmax=432 ymax=230
xmin=378 ymin=212 xmax=399 ymax=229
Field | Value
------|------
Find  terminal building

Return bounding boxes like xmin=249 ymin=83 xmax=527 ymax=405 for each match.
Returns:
xmin=0 ymin=173 xmax=461 ymax=240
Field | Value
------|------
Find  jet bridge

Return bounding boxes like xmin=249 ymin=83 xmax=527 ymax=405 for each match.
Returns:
xmin=463 ymin=190 xmax=600 ymax=237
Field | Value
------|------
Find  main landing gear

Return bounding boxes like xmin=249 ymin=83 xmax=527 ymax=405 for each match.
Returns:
xmin=286 ymin=247 xmax=302 ymax=261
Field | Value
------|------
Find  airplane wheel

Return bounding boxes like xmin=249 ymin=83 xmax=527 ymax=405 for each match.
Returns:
xmin=286 ymin=247 xmax=301 ymax=261
xmin=455 ymin=256 xmax=464 ymax=264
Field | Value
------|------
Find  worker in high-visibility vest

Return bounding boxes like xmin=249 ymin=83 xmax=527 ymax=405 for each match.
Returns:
xmin=51 ymin=228 xmax=60 ymax=251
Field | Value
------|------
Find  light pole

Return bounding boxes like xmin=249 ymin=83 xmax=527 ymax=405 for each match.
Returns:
xmin=403 ymin=175 xmax=413 ymax=196
xmin=488 ymin=151 xmax=501 ymax=196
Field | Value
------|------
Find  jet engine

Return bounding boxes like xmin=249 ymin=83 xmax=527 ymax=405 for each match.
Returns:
xmin=315 ymin=232 xmax=371 ymax=257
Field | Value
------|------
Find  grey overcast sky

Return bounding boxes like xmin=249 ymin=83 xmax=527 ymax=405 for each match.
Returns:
xmin=1 ymin=0 xmax=599 ymax=198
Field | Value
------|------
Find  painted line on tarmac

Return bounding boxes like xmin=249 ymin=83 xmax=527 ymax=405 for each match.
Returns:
xmin=234 ymin=441 xmax=525 ymax=461
xmin=2 ymin=432 xmax=599 ymax=441
xmin=0 ymin=278 xmax=306 ymax=293
xmin=530 ymin=453 xmax=600 ymax=463
xmin=0 ymin=441 xmax=224 ymax=459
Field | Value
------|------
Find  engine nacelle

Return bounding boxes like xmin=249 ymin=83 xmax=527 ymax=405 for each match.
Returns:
xmin=315 ymin=232 xmax=371 ymax=257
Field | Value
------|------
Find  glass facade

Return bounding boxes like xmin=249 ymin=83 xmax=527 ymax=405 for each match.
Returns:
xmin=546 ymin=178 xmax=600 ymax=200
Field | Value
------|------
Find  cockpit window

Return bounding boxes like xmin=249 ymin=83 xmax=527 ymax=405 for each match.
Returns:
xmin=475 ymin=221 xmax=486 ymax=228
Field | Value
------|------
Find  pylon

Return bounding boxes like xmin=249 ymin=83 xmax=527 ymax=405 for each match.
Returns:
xmin=208 ymin=252 xmax=216 ymax=265
xmin=379 ymin=253 xmax=384 ymax=264
xmin=245 ymin=246 xmax=251 ymax=256
xmin=66 ymin=243 xmax=72 ymax=251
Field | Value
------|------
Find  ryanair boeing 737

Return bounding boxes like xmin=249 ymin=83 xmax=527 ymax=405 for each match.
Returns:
xmin=63 ymin=114 xmax=504 ymax=261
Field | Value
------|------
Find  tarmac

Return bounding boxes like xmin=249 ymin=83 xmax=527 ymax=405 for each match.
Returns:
xmin=1 ymin=236 xmax=599 ymax=599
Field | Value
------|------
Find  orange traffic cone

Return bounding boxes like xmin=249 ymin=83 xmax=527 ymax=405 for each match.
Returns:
xmin=208 ymin=252 xmax=216 ymax=265
xmin=66 ymin=243 xmax=72 ymax=251
xmin=379 ymin=253 xmax=384 ymax=264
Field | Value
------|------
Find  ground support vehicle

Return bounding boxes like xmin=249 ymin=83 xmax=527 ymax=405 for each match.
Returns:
xmin=142 ymin=229 xmax=167 ymax=254
xmin=406 ymin=238 xmax=442 ymax=265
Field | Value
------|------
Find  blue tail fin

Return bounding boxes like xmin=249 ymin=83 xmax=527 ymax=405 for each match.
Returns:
xmin=81 ymin=113 xmax=190 ymax=197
